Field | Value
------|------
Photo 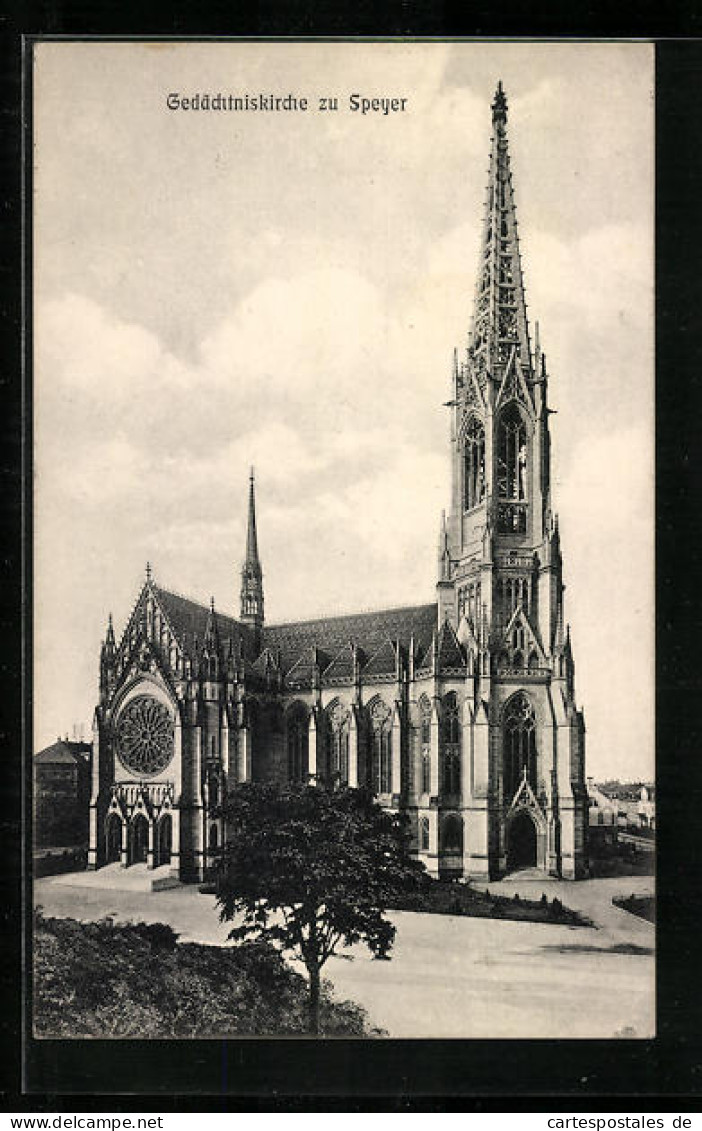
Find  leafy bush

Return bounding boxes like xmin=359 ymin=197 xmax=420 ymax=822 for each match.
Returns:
xmin=33 ymin=911 xmax=380 ymax=1038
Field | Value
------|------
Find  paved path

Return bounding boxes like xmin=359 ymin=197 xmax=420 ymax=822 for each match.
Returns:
xmin=35 ymin=870 xmax=654 ymax=1040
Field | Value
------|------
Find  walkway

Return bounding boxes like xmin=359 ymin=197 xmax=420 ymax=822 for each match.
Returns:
xmin=34 ymin=869 xmax=654 ymax=1040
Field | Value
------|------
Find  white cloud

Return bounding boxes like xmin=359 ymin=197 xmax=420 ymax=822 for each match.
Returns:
xmin=33 ymin=43 xmax=654 ymax=783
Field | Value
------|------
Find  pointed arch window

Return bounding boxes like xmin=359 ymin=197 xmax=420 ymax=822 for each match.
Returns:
xmin=287 ymin=703 xmax=309 ymax=783
xmin=463 ymin=417 xmax=486 ymax=511
xmin=368 ymin=700 xmax=392 ymax=795
xmin=497 ymin=403 xmax=528 ymax=502
xmin=324 ymin=703 xmax=349 ymax=788
xmin=503 ymin=692 xmax=537 ymax=799
xmin=419 ymin=815 xmax=430 ymax=852
xmin=440 ymin=692 xmax=461 ymax=796
xmin=419 ymin=696 xmax=432 ymax=794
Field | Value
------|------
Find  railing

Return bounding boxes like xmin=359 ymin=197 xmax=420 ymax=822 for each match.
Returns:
xmin=496 ymin=665 xmax=551 ymax=677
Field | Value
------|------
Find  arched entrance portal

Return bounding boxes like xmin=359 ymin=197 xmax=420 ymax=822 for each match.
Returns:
xmin=105 ymin=813 xmax=122 ymax=864
xmin=507 ymin=809 xmax=537 ymax=871
xmin=129 ymin=813 xmax=149 ymax=865
xmin=157 ymin=815 xmax=172 ymax=866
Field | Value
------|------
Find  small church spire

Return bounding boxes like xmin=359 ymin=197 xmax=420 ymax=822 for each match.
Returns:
xmin=240 ymin=468 xmax=264 ymax=644
xmin=245 ymin=467 xmax=260 ymax=567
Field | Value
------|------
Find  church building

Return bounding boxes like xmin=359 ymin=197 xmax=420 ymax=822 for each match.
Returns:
xmin=88 ymin=84 xmax=588 ymax=883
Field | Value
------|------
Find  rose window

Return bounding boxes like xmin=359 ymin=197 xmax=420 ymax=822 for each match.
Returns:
xmin=115 ymin=696 xmax=174 ymax=776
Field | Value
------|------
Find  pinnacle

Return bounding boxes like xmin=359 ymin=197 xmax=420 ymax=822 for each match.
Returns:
xmin=492 ymin=81 xmax=508 ymax=123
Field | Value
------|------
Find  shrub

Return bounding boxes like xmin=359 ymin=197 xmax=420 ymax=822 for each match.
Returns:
xmin=33 ymin=912 xmax=379 ymax=1038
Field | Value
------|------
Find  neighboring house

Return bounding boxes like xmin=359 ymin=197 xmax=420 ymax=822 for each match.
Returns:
xmin=638 ymin=785 xmax=655 ymax=830
xmin=587 ymin=779 xmax=619 ymax=850
xmin=34 ymin=739 xmax=92 ymax=847
xmin=597 ymin=781 xmax=655 ymax=831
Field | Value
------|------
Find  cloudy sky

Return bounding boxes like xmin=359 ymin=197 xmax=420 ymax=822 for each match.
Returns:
xmin=33 ymin=41 xmax=654 ymax=781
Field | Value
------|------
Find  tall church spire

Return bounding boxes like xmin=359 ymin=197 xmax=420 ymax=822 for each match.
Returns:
xmin=468 ymin=81 xmax=533 ymax=387
xmin=240 ymin=467 xmax=264 ymax=641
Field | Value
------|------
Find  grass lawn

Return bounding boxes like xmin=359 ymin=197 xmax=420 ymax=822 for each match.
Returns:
xmin=612 ymin=894 xmax=656 ymax=924
xmin=34 ymin=911 xmax=383 ymax=1038
xmin=387 ymin=875 xmax=589 ymax=927
xmin=588 ymin=850 xmax=654 ymax=880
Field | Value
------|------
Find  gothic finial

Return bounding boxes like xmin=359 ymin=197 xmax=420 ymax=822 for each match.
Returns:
xmin=210 ymin=595 xmax=215 ymax=611
xmin=145 ymin=561 xmax=152 ymax=582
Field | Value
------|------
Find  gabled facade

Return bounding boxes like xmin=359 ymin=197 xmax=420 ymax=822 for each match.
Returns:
xmin=35 ymin=739 xmax=92 ymax=847
xmin=88 ymin=85 xmax=587 ymax=883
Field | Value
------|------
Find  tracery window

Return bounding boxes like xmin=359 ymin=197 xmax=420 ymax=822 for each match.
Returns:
xmin=440 ymin=692 xmax=461 ymax=796
xmin=503 ymin=692 xmax=537 ymax=799
xmin=325 ymin=702 xmax=349 ymax=787
xmin=115 ymin=696 xmax=174 ymax=776
xmin=497 ymin=403 xmax=528 ymax=502
xmin=419 ymin=816 xmax=430 ymax=852
xmin=287 ymin=703 xmax=309 ymax=783
xmin=368 ymin=700 xmax=392 ymax=795
xmin=463 ymin=417 xmax=486 ymax=511
xmin=458 ymin=579 xmax=481 ymax=630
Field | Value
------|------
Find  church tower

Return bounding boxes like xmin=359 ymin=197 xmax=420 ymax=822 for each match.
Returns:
xmin=240 ymin=468 xmax=264 ymax=646
xmin=436 ymin=82 xmax=587 ymax=879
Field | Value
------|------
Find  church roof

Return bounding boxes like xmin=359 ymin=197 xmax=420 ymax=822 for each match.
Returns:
xmin=322 ymin=642 xmax=356 ymax=682
xmin=154 ymin=586 xmax=254 ymax=656
xmin=264 ymin=602 xmax=437 ymax=676
xmin=151 ymin=585 xmax=437 ymax=684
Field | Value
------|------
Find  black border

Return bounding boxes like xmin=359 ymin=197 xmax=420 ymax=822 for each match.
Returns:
xmin=4 ymin=14 xmax=702 ymax=1108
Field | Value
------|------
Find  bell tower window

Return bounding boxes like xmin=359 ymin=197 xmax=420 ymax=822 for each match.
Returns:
xmin=463 ymin=417 xmax=486 ymax=511
xmin=497 ymin=403 xmax=528 ymax=533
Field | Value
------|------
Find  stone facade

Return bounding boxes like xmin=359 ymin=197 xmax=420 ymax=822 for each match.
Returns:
xmin=88 ymin=84 xmax=587 ymax=883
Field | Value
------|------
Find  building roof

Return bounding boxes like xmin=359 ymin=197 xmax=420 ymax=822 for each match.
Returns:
xmin=265 ymin=602 xmax=438 ymax=676
xmin=34 ymin=740 xmax=92 ymax=766
xmin=152 ymin=583 xmax=438 ymax=684
xmin=154 ymin=586 xmax=254 ymax=656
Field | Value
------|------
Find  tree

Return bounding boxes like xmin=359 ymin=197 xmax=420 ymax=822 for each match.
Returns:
xmin=213 ymin=782 xmax=425 ymax=1034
